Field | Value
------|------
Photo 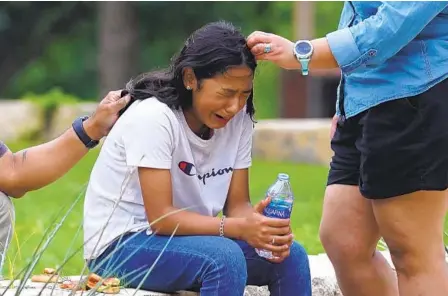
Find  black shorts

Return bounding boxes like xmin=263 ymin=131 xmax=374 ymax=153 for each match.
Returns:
xmin=327 ymin=78 xmax=448 ymax=199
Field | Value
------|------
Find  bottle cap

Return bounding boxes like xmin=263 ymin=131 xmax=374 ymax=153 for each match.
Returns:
xmin=278 ymin=173 xmax=289 ymax=180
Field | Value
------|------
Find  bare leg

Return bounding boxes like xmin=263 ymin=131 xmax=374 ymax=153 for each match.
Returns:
xmin=319 ymin=185 xmax=398 ymax=296
xmin=372 ymin=190 xmax=448 ymax=296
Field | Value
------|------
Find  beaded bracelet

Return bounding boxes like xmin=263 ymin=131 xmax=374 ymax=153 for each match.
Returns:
xmin=219 ymin=215 xmax=226 ymax=237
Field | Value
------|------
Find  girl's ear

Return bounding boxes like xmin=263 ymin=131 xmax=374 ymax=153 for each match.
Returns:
xmin=182 ymin=67 xmax=198 ymax=90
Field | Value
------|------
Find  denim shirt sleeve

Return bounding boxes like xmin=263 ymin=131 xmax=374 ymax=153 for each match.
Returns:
xmin=326 ymin=2 xmax=448 ymax=74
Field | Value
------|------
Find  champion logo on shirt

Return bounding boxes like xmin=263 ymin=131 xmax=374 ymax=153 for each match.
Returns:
xmin=178 ymin=161 xmax=233 ymax=185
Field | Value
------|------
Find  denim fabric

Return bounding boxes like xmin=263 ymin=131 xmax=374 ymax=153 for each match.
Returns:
xmin=0 ymin=192 xmax=14 ymax=279
xmin=326 ymin=1 xmax=448 ymax=118
xmin=88 ymin=232 xmax=311 ymax=296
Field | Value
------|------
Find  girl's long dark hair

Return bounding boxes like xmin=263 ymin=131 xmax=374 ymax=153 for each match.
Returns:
xmin=121 ymin=21 xmax=257 ymax=120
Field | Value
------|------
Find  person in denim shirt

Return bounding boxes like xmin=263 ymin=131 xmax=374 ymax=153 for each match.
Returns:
xmin=247 ymin=2 xmax=448 ymax=296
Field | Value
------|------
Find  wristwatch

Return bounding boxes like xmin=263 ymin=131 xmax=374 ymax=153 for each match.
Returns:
xmin=293 ymin=40 xmax=314 ymax=76
xmin=72 ymin=116 xmax=100 ymax=149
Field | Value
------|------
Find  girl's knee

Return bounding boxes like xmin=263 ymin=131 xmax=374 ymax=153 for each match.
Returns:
xmin=201 ymin=238 xmax=247 ymax=291
xmin=207 ymin=238 xmax=247 ymax=276
xmin=288 ymin=242 xmax=310 ymax=270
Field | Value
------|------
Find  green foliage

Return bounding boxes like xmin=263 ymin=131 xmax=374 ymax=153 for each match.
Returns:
xmin=21 ymin=87 xmax=80 ymax=111
xmin=253 ymin=62 xmax=280 ymax=119
xmin=1 ymin=2 xmax=344 ymax=122
xmin=0 ymin=2 xmax=95 ymax=99
xmin=7 ymin=23 xmax=97 ymax=100
xmin=17 ymin=88 xmax=82 ymax=141
xmin=315 ymin=2 xmax=344 ymax=37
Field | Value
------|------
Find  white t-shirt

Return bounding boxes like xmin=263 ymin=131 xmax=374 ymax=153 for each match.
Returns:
xmin=83 ymin=97 xmax=254 ymax=259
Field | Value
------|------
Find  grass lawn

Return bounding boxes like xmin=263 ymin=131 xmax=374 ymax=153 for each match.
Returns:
xmin=3 ymin=141 xmax=329 ymax=278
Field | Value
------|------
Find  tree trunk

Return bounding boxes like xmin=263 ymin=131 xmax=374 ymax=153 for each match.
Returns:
xmin=98 ymin=2 xmax=139 ymax=98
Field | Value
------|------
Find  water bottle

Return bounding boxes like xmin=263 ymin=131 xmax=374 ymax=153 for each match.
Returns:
xmin=255 ymin=173 xmax=294 ymax=259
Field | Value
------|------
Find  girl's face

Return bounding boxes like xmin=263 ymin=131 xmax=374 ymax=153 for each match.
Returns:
xmin=183 ymin=65 xmax=254 ymax=132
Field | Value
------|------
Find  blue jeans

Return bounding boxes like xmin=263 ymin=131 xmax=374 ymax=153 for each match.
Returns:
xmin=88 ymin=232 xmax=311 ymax=296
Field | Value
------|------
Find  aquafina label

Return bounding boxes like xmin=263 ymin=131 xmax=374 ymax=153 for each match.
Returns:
xmin=255 ymin=173 xmax=293 ymax=259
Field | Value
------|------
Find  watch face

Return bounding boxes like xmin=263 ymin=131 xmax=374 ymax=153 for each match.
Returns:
xmin=296 ymin=41 xmax=312 ymax=56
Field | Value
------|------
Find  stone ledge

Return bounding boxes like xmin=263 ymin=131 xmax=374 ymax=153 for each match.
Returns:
xmin=253 ymin=119 xmax=332 ymax=166
xmin=0 ymin=100 xmax=43 ymax=142
xmin=48 ymin=103 xmax=97 ymax=139
xmin=0 ymin=100 xmax=97 ymax=142
xmin=0 ymin=251 xmax=397 ymax=296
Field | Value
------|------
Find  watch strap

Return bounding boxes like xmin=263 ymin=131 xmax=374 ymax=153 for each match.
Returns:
xmin=72 ymin=116 xmax=99 ymax=149
xmin=299 ymin=58 xmax=310 ymax=76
